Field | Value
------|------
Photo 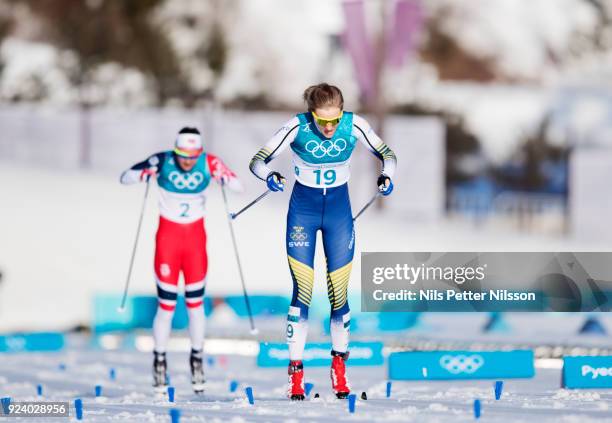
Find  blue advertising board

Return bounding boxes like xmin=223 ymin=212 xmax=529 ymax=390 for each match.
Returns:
xmin=562 ymin=356 xmax=612 ymax=389
xmin=0 ymin=332 xmax=65 ymax=352
xmin=93 ymin=294 xmax=288 ymax=333
xmin=257 ymin=342 xmax=384 ymax=367
xmin=389 ymin=350 xmax=534 ymax=380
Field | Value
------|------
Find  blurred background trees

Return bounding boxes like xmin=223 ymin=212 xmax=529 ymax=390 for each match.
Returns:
xmin=1 ymin=0 xmax=611 ymax=209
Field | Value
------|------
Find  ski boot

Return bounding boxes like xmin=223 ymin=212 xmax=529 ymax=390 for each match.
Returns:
xmin=190 ymin=349 xmax=206 ymax=394
xmin=287 ymin=360 xmax=305 ymax=401
xmin=331 ymin=350 xmax=350 ymax=399
xmin=153 ymin=351 xmax=168 ymax=394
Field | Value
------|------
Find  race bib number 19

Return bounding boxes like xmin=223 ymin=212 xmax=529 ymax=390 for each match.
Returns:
xmin=313 ymin=169 xmax=336 ymax=186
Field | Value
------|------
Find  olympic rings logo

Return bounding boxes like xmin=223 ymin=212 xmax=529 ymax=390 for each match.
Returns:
xmin=168 ymin=171 xmax=204 ymax=190
xmin=439 ymin=354 xmax=484 ymax=374
xmin=290 ymin=232 xmax=307 ymax=241
xmin=304 ymin=138 xmax=347 ymax=159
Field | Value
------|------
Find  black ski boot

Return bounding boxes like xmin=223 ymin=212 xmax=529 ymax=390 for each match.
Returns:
xmin=153 ymin=351 xmax=168 ymax=393
xmin=190 ymin=349 xmax=206 ymax=394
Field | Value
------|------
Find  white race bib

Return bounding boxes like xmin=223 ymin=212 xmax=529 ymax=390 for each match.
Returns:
xmin=158 ymin=189 xmax=206 ymax=223
xmin=292 ymin=154 xmax=351 ymax=188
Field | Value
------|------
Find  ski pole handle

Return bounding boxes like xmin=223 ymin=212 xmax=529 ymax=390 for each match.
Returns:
xmin=230 ymin=190 xmax=271 ymax=220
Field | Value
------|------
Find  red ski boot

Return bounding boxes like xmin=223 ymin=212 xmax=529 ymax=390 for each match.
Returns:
xmin=330 ymin=351 xmax=350 ymax=399
xmin=287 ymin=360 xmax=305 ymax=400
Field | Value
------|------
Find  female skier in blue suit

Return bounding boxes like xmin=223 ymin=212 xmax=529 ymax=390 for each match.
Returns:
xmin=249 ymin=83 xmax=396 ymax=400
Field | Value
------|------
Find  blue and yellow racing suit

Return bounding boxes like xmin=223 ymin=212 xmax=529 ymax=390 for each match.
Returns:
xmin=249 ymin=111 xmax=396 ymax=360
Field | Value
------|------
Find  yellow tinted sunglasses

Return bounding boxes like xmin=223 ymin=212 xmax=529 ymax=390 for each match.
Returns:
xmin=312 ymin=111 xmax=343 ymax=126
xmin=174 ymin=147 xmax=203 ymax=159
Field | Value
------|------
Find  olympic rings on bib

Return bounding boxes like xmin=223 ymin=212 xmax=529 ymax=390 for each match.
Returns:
xmin=168 ymin=171 xmax=204 ymax=190
xmin=304 ymin=138 xmax=347 ymax=159
xmin=439 ymin=354 xmax=484 ymax=374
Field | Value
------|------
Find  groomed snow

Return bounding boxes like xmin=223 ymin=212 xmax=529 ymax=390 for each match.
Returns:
xmin=0 ymin=339 xmax=611 ymax=422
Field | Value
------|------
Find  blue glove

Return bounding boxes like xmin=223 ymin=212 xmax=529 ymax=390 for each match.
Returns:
xmin=377 ymin=174 xmax=393 ymax=196
xmin=266 ymin=171 xmax=286 ymax=192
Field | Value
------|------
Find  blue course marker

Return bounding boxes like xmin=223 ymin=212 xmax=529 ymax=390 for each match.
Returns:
xmin=37 ymin=384 xmax=43 ymax=396
xmin=229 ymin=380 xmax=239 ymax=393
xmin=579 ymin=316 xmax=607 ymax=335
xmin=170 ymin=408 xmax=181 ymax=423
xmin=109 ymin=368 xmax=116 ymax=381
xmin=386 ymin=381 xmax=392 ymax=398
xmin=304 ymin=382 xmax=314 ymax=396
xmin=494 ymin=381 xmax=503 ymax=400
xmin=348 ymin=394 xmax=357 ymax=413
xmin=245 ymin=386 xmax=254 ymax=405
xmin=474 ymin=399 xmax=481 ymax=419
xmin=1 ymin=397 xmax=11 ymax=415
xmin=74 ymin=398 xmax=83 ymax=420
xmin=95 ymin=385 xmax=102 ymax=397
xmin=168 ymin=386 xmax=175 ymax=403
xmin=58 ymin=363 xmax=66 ymax=371
xmin=207 ymin=356 xmax=215 ymax=367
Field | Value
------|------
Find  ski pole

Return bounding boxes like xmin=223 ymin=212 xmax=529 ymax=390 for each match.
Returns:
xmin=220 ymin=183 xmax=258 ymax=334
xmin=118 ymin=179 xmax=151 ymax=313
xmin=230 ymin=189 xmax=270 ymax=220
xmin=353 ymin=192 xmax=381 ymax=222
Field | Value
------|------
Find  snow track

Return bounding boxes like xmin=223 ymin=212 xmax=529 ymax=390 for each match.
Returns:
xmin=1 ymin=340 xmax=611 ymax=422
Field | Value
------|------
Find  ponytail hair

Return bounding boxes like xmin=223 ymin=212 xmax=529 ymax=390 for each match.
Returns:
xmin=303 ymin=83 xmax=344 ymax=112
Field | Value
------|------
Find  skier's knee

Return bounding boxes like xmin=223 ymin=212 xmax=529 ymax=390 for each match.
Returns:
xmin=157 ymin=280 xmax=178 ymax=313
xmin=185 ymin=279 xmax=205 ymax=310
xmin=330 ymin=303 xmax=350 ymax=329
xmin=288 ymin=303 xmax=309 ymax=321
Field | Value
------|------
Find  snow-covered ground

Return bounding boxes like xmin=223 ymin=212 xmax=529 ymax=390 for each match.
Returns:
xmin=1 ymin=336 xmax=611 ymax=422
xmin=1 ymin=160 xmax=611 ymax=421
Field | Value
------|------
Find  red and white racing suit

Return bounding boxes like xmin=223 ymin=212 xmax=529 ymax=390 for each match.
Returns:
xmin=121 ymin=151 xmax=242 ymax=352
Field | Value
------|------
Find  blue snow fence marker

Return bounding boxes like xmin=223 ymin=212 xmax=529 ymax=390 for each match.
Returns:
xmin=225 ymin=295 xmax=289 ymax=317
xmin=1 ymin=397 xmax=11 ymax=415
xmin=474 ymin=399 xmax=481 ymax=419
xmin=168 ymin=387 xmax=175 ymax=403
xmin=304 ymin=382 xmax=314 ymax=396
xmin=562 ymin=356 xmax=612 ymax=389
xmin=0 ymin=332 xmax=64 ymax=352
xmin=207 ymin=356 xmax=215 ymax=367
xmin=386 ymin=381 xmax=392 ymax=398
xmin=94 ymin=385 xmax=102 ymax=397
xmin=257 ymin=342 xmax=384 ymax=367
xmin=74 ymin=398 xmax=83 ymax=420
xmin=37 ymin=384 xmax=43 ymax=396
xmin=245 ymin=386 xmax=254 ymax=405
xmin=494 ymin=381 xmax=503 ymax=400
xmin=170 ymin=408 xmax=181 ymax=423
xmin=482 ymin=312 xmax=511 ymax=333
xmin=229 ymin=380 xmax=238 ymax=393
xmin=348 ymin=394 xmax=356 ymax=413
xmin=578 ymin=316 xmax=607 ymax=336
xmin=109 ymin=368 xmax=116 ymax=381
xmin=389 ymin=350 xmax=534 ymax=380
